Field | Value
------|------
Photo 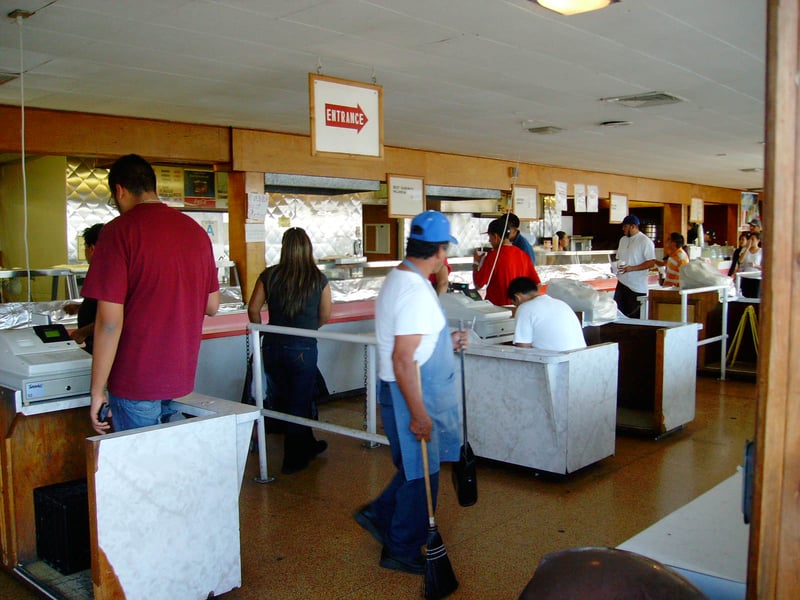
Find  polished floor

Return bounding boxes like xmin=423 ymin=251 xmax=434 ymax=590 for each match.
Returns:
xmin=0 ymin=375 xmax=756 ymax=599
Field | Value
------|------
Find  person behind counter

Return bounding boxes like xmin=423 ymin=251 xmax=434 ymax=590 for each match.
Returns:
xmin=84 ymin=154 xmax=220 ymax=435
xmin=64 ymin=223 xmax=104 ymax=353
xmin=655 ymin=232 xmax=689 ymax=287
xmin=728 ymin=232 xmax=750 ymax=277
xmin=247 ymin=227 xmax=332 ymax=475
xmin=555 ymin=231 xmax=570 ymax=251
xmin=354 ymin=210 xmax=467 ymax=576
xmin=473 ymin=217 xmax=540 ymax=306
xmin=508 ymin=277 xmax=587 ymax=351
xmin=738 ymin=232 xmax=762 ymax=298
xmin=507 ymin=213 xmax=536 ymax=265
xmin=613 ymin=214 xmax=656 ymax=318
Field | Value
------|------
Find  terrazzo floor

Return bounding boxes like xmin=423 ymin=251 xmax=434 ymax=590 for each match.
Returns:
xmin=0 ymin=375 xmax=756 ymax=599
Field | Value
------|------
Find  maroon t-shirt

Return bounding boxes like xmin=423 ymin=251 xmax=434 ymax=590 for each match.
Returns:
xmin=82 ymin=203 xmax=219 ymax=400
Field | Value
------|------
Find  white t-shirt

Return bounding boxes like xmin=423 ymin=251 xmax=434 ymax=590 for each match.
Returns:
xmin=739 ymin=248 xmax=762 ymax=272
xmin=513 ymin=294 xmax=587 ymax=352
xmin=375 ymin=268 xmax=445 ymax=382
xmin=616 ymin=231 xmax=656 ymax=293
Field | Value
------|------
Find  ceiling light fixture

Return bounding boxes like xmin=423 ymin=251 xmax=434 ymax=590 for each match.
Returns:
xmin=533 ymin=0 xmax=619 ymax=16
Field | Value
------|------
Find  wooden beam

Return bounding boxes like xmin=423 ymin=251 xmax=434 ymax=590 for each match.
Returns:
xmin=749 ymin=1 xmax=800 ymax=597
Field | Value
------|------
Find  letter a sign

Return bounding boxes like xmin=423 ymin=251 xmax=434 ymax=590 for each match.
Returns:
xmin=310 ymin=74 xmax=383 ymax=158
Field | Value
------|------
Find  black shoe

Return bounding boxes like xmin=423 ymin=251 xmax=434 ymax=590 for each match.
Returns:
xmin=310 ymin=439 xmax=328 ymax=457
xmin=281 ymin=435 xmax=311 ymax=474
xmin=379 ymin=546 xmax=425 ymax=575
xmin=354 ymin=504 xmax=384 ymax=545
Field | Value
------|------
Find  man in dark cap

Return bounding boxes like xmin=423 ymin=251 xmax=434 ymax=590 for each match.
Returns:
xmin=614 ymin=214 xmax=655 ymax=318
xmin=473 ymin=217 xmax=540 ymax=306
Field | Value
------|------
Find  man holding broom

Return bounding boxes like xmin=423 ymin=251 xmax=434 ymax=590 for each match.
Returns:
xmin=355 ymin=210 xmax=467 ymax=576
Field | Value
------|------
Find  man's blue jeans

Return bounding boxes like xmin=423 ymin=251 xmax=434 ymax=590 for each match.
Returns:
xmin=371 ymin=380 xmax=439 ymax=560
xmin=108 ymin=394 xmax=176 ymax=432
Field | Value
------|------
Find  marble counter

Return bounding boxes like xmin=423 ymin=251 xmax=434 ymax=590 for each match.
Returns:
xmin=87 ymin=393 xmax=259 ymax=599
xmin=458 ymin=341 xmax=619 ymax=474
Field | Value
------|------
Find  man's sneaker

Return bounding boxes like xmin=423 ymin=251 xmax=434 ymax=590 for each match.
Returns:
xmin=379 ymin=546 xmax=425 ymax=575
xmin=353 ymin=504 xmax=384 ymax=545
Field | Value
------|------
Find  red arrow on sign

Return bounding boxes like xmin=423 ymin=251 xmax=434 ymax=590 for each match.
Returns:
xmin=324 ymin=103 xmax=369 ymax=133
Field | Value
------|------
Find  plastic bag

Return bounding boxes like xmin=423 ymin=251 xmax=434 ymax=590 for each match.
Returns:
xmin=680 ymin=259 xmax=737 ymax=298
xmin=546 ymin=279 xmax=617 ymax=324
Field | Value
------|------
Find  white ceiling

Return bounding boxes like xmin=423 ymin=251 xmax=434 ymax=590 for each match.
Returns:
xmin=0 ymin=0 xmax=766 ymax=190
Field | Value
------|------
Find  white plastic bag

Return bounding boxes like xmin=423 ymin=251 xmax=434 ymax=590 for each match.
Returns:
xmin=680 ymin=259 xmax=736 ymax=298
xmin=546 ymin=279 xmax=616 ymax=324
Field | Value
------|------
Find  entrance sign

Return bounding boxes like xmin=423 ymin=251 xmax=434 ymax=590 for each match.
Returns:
xmin=310 ymin=74 xmax=383 ymax=157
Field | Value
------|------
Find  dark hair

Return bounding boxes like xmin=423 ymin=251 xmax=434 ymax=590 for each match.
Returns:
xmin=406 ymin=238 xmax=447 ymax=259
xmin=668 ymin=232 xmax=685 ymax=247
xmin=82 ymin=223 xmax=104 ymax=247
xmin=265 ymin=227 xmax=325 ymax=320
xmin=488 ymin=218 xmax=511 ymax=239
xmin=108 ymin=154 xmax=157 ymax=196
xmin=507 ymin=276 xmax=539 ymax=299
xmin=556 ymin=231 xmax=568 ymax=241
xmin=506 ymin=213 xmax=520 ymax=228
xmin=749 ymin=232 xmax=760 ymax=241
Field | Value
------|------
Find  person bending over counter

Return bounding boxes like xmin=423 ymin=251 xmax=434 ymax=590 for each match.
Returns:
xmin=248 ymin=227 xmax=332 ymax=475
xmin=508 ymin=277 xmax=587 ymax=352
xmin=84 ymin=154 xmax=220 ymax=435
xmin=64 ymin=222 xmax=104 ymax=353
xmin=473 ymin=217 xmax=540 ymax=306
xmin=655 ymin=232 xmax=689 ymax=287
xmin=613 ymin=214 xmax=656 ymax=318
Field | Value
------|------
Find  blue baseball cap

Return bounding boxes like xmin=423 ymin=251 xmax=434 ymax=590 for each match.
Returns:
xmin=622 ymin=214 xmax=640 ymax=226
xmin=409 ymin=210 xmax=458 ymax=244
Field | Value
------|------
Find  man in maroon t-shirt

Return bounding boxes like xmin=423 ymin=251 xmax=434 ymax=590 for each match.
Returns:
xmin=83 ymin=154 xmax=220 ymax=434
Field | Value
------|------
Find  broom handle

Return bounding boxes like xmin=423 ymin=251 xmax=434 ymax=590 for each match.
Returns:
xmin=417 ymin=362 xmax=436 ymax=526
xmin=458 ymin=320 xmax=468 ymax=444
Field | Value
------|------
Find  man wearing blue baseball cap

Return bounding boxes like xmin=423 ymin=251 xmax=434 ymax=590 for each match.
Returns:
xmin=614 ymin=214 xmax=656 ymax=318
xmin=354 ymin=210 xmax=467 ymax=575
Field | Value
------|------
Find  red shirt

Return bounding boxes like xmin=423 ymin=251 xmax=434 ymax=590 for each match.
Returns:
xmin=473 ymin=244 xmax=540 ymax=306
xmin=82 ymin=203 xmax=219 ymax=400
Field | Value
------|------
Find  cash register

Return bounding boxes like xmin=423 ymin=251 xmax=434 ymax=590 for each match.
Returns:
xmin=440 ymin=284 xmax=514 ymax=342
xmin=0 ymin=324 xmax=91 ymax=410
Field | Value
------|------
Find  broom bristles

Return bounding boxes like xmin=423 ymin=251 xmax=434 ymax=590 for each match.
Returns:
xmin=425 ymin=526 xmax=458 ymax=600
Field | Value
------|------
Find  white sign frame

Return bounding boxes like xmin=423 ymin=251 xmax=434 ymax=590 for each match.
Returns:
xmin=609 ymin=193 xmax=629 ymax=224
xmin=309 ymin=73 xmax=383 ymax=158
xmin=511 ymin=185 xmax=539 ymax=220
xmin=387 ymin=174 xmax=425 ymax=218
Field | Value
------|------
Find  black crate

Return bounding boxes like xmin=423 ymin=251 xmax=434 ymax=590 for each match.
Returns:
xmin=33 ymin=479 xmax=90 ymax=575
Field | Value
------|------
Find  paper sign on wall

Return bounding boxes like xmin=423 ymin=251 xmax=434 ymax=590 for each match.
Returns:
xmin=587 ymin=185 xmax=599 ymax=212
xmin=690 ymin=198 xmax=704 ymax=223
xmin=387 ymin=174 xmax=425 ymax=218
xmin=574 ymin=184 xmax=586 ymax=213
xmin=247 ymin=192 xmax=269 ymax=221
xmin=511 ymin=185 xmax=538 ymax=220
xmin=555 ymin=181 xmax=568 ymax=212
xmin=609 ymin=193 xmax=628 ymax=223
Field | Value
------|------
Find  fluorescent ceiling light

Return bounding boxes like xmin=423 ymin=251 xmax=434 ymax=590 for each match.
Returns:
xmin=534 ymin=0 xmax=618 ymax=16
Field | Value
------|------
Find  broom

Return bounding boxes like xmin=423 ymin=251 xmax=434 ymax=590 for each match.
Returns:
xmin=421 ymin=439 xmax=459 ymax=599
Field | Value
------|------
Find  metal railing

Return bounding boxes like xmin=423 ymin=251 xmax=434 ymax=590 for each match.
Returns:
xmin=247 ymin=323 xmax=384 ymax=482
